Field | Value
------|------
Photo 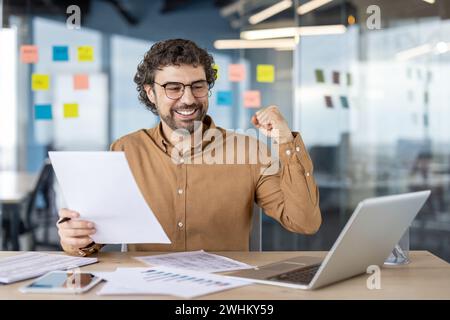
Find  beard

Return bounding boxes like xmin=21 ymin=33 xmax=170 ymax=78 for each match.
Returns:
xmin=160 ymin=102 xmax=207 ymax=134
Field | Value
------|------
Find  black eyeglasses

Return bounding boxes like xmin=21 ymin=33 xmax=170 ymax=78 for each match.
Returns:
xmin=153 ymin=80 xmax=210 ymax=100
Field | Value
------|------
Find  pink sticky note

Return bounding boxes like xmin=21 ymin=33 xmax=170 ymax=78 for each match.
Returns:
xmin=243 ymin=90 xmax=261 ymax=108
xmin=20 ymin=45 xmax=39 ymax=64
xmin=228 ymin=64 xmax=246 ymax=82
xmin=73 ymin=74 xmax=89 ymax=90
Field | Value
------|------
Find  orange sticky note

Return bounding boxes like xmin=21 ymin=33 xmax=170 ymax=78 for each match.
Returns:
xmin=257 ymin=64 xmax=275 ymax=83
xmin=74 ymin=74 xmax=89 ymax=90
xmin=228 ymin=64 xmax=245 ymax=82
xmin=32 ymin=74 xmax=50 ymax=91
xmin=243 ymin=90 xmax=261 ymax=108
xmin=78 ymin=46 xmax=94 ymax=62
xmin=20 ymin=45 xmax=39 ymax=63
xmin=64 ymin=103 xmax=79 ymax=118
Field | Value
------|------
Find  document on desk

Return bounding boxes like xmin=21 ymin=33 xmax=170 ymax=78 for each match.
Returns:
xmin=49 ymin=151 xmax=171 ymax=244
xmin=135 ymin=250 xmax=253 ymax=273
xmin=0 ymin=252 xmax=97 ymax=284
xmin=94 ymin=267 xmax=251 ymax=298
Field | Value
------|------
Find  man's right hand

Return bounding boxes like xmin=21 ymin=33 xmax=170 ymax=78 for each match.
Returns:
xmin=57 ymin=208 xmax=96 ymax=249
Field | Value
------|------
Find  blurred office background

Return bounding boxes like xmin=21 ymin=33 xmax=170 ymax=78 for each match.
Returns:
xmin=0 ymin=0 xmax=449 ymax=262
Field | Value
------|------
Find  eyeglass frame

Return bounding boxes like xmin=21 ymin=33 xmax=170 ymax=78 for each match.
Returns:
xmin=152 ymin=80 xmax=212 ymax=100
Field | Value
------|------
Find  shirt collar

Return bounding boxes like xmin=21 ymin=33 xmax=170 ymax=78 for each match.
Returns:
xmin=148 ymin=115 xmax=217 ymax=154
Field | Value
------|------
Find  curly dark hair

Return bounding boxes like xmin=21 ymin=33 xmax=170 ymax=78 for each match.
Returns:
xmin=134 ymin=39 xmax=217 ymax=115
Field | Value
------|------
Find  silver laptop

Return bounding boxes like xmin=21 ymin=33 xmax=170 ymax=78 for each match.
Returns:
xmin=228 ymin=190 xmax=430 ymax=290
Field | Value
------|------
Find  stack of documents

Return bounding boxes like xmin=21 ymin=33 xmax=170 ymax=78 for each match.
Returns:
xmin=0 ymin=252 xmax=97 ymax=284
xmin=94 ymin=267 xmax=251 ymax=298
xmin=94 ymin=251 xmax=255 ymax=298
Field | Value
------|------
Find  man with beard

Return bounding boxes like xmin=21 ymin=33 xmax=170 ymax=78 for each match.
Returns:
xmin=56 ymin=39 xmax=322 ymax=257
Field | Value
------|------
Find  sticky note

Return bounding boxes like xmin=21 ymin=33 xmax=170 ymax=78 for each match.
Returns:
xmin=34 ymin=104 xmax=52 ymax=120
xmin=53 ymin=46 xmax=69 ymax=61
xmin=74 ymin=74 xmax=89 ymax=90
xmin=332 ymin=71 xmax=340 ymax=84
xmin=228 ymin=64 xmax=245 ymax=82
xmin=217 ymin=91 xmax=232 ymax=106
xmin=324 ymin=96 xmax=333 ymax=108
xmin=78 ymin=46 xmax=94 ymax=62
xmin=32 ymin=74 xmax=50 ymax=91
xmin=243 ymin=90 xmax=261 ymax=108
xmin=340 ymin=96 xmax=349 ymax=109
xmin=64 ymin=103 xmax=79 ymax=118
xmin=212 ymin=64 xmax=219 ymax=80
xmin=346 ymin=72 xmax=352 ymax=86
xmin=315 ymin=69 xmax=325 ymax=83
xmin=256 ymin=64 xmax=275 ymax=83
xmin=20 ymin=45 xmax=39 ymax=64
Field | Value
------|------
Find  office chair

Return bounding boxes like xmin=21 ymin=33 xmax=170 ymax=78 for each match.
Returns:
xmin=24 ymin=159 xmax=60 ymax=250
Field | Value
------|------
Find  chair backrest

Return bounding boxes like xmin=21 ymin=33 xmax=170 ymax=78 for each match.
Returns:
xmin=25 ymin=159 xmax=56 ymax=228
xmin=249 ymin=204 xmax=262 ymax=251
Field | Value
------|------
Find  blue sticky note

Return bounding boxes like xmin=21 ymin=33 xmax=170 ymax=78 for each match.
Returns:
xmin=217 ymin=91 xmax=232 ymax=106
xmin=340 ymin=96 xmax=349 ymax=109
xmin=53 ymin=46 xmax=69 ymax=61
xmin=35 ymin=104 xmax=52 ymax=120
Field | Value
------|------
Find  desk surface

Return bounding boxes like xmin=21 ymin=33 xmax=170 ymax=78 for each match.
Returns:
xmin=0 ymin=171 xmax=37 ymax=203
xmin=1 ymin=251 xmax=449 ymax=300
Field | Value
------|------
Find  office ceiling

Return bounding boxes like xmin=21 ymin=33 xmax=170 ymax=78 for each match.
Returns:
xmin=4 ymin=0 xmax=450 ymax=28
xmin=217 ymin=0 xmax=450 ymax=30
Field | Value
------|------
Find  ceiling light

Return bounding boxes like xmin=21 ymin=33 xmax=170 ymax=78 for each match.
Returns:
xmin=214 ymin=39 xmax=296 ymax=50
xmin=240 ymin=24 xmax=346 ymax=40
xmin=249 ymin=0 xmax=293 ymax=25
xmin=297 ymin=0 xmax=333 ymax=15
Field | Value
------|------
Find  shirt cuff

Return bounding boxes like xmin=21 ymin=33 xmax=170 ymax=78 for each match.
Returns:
xmin=277 ymin=132 xmax=313 ymax=172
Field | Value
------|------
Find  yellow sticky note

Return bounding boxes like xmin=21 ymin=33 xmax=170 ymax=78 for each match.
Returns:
xmin=78 ymin=46 xmax=94 ymax=62
xmin=243 ymin=90 xmax=261 ymax=108
xmin=20 ymin=45 xmax=39 ymax=63
xmin=212 ymin=64 xmax=219 ymax=80
xmin=257 ymin=64 xmax=275 ymax=83
xmin=64 ymin=103 xmax=79 ymax=118
xmin=32 ymin=74 xmax=50 ymax=91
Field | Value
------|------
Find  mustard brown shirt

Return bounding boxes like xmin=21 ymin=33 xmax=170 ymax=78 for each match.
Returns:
xmin=62 ymin=116 xmax=321 ymax=255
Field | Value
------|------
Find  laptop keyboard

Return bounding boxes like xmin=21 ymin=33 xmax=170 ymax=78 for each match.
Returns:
xmin=268 ymin=264 xmax=321 ymax=285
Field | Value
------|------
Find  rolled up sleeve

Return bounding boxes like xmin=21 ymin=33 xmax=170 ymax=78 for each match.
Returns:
xmin=254 ymin=132 xmax=321 ymax=234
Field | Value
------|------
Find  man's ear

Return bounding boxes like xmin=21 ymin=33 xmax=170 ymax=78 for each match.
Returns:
xmin=144 ymin=84 xmax=155 ymax=104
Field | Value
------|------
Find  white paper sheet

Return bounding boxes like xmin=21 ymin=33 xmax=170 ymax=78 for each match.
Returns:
xmin=94 ymin=267 xmax=251 ymax=298
xmin=49 ymin=151 xmax=171 ymax=244
xmin=135 ymin=250 xmax=253 ymax=273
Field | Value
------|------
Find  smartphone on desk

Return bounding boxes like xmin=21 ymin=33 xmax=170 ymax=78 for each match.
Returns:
xmin=20 ymin=271 xmax=102 ymax=294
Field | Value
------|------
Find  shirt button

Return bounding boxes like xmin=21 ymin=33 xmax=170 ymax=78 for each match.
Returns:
xmin=286 ymin=150 xmax=291 ymax=156
xmin=296 ymin=146 xmax=300 ymax=152
xmin=179 ymin=158 xmax=185 ymax=164
xmin=177 ymin=188 xmax=183 ymax=195
xmin=306 ymin=172 xmax=310 ymax=177
xmin=178 ymin=222 xmax=184 ymax=228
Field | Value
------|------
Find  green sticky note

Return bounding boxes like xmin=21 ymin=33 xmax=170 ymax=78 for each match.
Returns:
xmin=315 ymin=69 xmax=325 ymax=83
